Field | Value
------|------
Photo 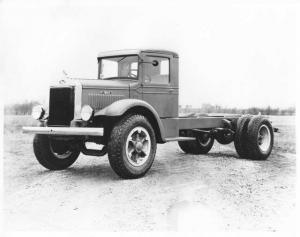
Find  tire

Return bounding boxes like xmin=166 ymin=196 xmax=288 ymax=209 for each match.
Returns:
xmin=33 ymin=134 xmax=80 ymax=170
xmin=178 ymin=132 xmax=214 ymax=154
xmin=177 ymin=140 xmax=191 ymax=153
xmin=246 ymin=116 xmax=274 ymax=160
xmin=234 ymin=115 xmax=252 ymax=158
xmin=107 ymin=114 xmax=157 ymax=179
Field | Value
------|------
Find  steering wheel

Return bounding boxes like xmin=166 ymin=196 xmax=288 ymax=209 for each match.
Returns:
xmin=128 ymin=72 xmax=137 ymax=78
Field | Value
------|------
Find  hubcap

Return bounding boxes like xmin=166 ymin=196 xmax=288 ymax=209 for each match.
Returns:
xmin=257 ymin=124 xmax=271 ymax=153
xmin=49 ymin=140 xmax=72 ymax=159
xmin=125 ymin=127 xmax=151 ymax=167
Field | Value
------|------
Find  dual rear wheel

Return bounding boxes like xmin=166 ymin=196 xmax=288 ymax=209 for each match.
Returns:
xmin=178 ymin=115 xmax=274 ymax=160
xmin=234 ymin=115 xmax=274 ymax=160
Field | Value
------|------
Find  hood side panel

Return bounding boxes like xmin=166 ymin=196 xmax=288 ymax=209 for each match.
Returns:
xmin=82 ymin=88 xmax=129 ymax=111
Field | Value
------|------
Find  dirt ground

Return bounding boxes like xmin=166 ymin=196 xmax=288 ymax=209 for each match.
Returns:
xmin=2 ymin=116 xmax=296 ymax=231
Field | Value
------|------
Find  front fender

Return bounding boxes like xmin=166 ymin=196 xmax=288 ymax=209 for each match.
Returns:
xmin=94 ymin=99 xmax=166 ymax=142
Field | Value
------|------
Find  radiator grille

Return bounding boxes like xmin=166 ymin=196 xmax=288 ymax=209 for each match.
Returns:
xmin=48 ymin=87 xmax=74 ymax=126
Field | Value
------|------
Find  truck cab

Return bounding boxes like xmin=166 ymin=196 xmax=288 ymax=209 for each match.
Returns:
xmin=96 ymin=49 xmax=179 ymax=118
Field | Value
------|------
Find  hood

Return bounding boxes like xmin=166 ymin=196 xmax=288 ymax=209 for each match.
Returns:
xmin=78 ymin=79 xmax=135 ymax=89
xmin=77 ymin=79 xmax=136 ymax=112
xmin=53 ymin=78 xmax=138 ymax=89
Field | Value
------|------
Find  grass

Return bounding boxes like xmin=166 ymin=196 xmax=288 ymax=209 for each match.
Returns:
xmin=267 ymin=116 xmax=296 ymax=154
xmin=4 ymin=115 xmax=39 ymax=134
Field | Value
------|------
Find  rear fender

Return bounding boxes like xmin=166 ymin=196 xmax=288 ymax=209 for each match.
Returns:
xmin=94 ymin=99 xmax=166 ymax=142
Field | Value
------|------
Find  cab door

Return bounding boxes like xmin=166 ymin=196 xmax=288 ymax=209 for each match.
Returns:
xmin=141 ymin=54 xmax=178 ymax=118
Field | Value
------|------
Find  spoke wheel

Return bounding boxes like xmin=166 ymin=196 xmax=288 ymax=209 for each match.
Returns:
xmin=126 ymin=127 xmax=151 ymax=167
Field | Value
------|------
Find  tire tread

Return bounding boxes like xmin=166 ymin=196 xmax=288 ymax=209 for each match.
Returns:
xmin=234 ymin=115 xmax=252 ymax=158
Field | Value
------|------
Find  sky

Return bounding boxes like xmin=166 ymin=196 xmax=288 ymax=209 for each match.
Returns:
xmin=0 ymin=0 xmax=298 ymax=108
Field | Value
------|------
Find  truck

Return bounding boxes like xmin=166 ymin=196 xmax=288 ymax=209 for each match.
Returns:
xmin=23 ymin=49 xmax=275 ymax=179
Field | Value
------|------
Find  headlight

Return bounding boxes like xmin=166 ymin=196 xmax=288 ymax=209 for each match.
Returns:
xmin=81 ymin=105 xmax=94 ymax=121
xmin=32 ymin=105 xmax=45 ymax=120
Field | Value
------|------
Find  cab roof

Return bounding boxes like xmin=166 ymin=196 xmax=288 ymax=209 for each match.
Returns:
xmin=97 ymin=49 xmax=179 ymax=58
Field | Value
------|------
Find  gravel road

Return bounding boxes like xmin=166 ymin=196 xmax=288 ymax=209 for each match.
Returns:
xmin=3 ymin=116 xmax=296 ymax=231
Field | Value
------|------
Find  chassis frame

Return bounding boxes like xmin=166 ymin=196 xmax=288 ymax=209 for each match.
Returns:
xmin=23 ymin=114 xmax=240 ymax=142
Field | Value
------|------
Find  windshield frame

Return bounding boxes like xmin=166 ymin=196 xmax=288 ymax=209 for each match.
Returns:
xmin=97 ymin=54 xmax=140 ymax=81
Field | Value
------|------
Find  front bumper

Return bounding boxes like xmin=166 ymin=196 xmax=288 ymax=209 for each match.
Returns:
xmin=22 ymin=126 xmax=104 ymax=136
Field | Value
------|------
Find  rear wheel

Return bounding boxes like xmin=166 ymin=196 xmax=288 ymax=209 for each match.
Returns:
xmin=246 ymin=116 xmax=274 ymax=160
xmin=178 ymin=132 xmax=214 ymax=154
xmin=33 ymin=134 xmax=80 ymax=170
xmin=107 ymin=114 xmax=157 ymax=179
xmin=234 ymin=115 xmax=252 ymax=158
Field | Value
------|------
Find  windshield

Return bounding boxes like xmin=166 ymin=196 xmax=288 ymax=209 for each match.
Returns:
xmin=98 ymin=55 xmax=138 ymax=80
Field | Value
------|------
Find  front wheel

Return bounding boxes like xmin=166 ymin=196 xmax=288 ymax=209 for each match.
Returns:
xmin=33 ymin=134 xmax=80 ymax=170
xmin=107 ymin=114 xmax=157 ymax=179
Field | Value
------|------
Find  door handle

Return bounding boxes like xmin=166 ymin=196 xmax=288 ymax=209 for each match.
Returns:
xmin=168 ymin=89 xmax=174 ymax=93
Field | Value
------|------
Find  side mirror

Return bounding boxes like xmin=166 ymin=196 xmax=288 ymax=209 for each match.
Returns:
xmin=139 ymin=60 xmax=159 ymax=66
xmin=152 ymin=60 xmax=159 ymax=66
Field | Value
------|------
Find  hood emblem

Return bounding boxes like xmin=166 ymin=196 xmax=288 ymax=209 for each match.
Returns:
xmin=59 ymin=79 xmax=66 ymax=84
xmin=101 ymin=91 xmax=111 ymax=95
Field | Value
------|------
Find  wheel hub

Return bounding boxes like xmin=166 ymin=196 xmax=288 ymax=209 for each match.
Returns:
xmin=258 ymin=124 xmax=271 ymax=153
xmin=49 ymin=139 xmax=72 ymax=159
xmin=135 ymin=142 xmax=143 ymax=152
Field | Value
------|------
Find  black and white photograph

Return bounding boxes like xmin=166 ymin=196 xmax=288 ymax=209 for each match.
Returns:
xmin=0 ymin=0 xmax=298 ymax=235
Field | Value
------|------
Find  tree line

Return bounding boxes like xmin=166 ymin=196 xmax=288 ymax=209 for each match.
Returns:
xmin=4 ymin=101 xmax=40 ymax=115
xmin=4 ymin=100 xmax=295 ymax=116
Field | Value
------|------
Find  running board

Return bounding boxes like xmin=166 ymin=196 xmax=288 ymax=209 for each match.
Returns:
xmin=165 ymin=137 xmax=196 ymax=142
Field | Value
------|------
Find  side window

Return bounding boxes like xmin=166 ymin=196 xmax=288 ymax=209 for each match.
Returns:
xmin=130 ymin=62 xmax=138 ymax=77
xmin=160 ymin=60 xmax=169 ymax=75
xmin=144 ymin=56 xmax=170 ymax=84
